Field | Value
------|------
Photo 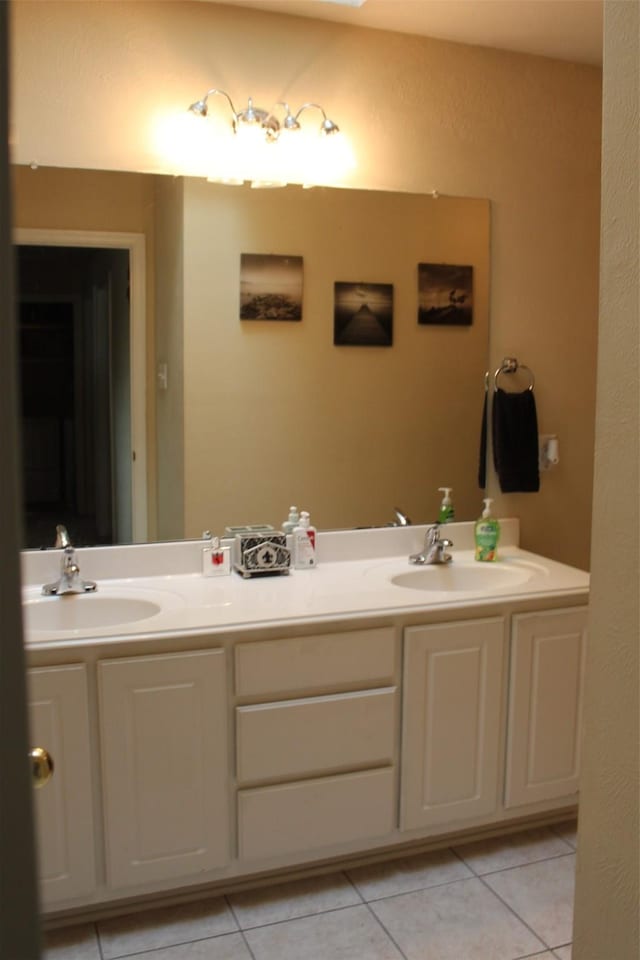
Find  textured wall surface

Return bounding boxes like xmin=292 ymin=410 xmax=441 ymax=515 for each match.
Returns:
xmin=572 ymin=2 xmax=640 ymax=957
xmin=10 ymin=1 xmax=602 ymax=566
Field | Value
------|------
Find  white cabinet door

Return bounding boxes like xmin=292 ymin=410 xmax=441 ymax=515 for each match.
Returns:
xmin=28 ymin=664 xmax=95 ymax=905
xmin=99 ymin=649 xmax=229 ymax=888
xmin=505 ymin=607 xmax=587 ymax=808
xmin=401 ymin=618 xmax=505 ymax=831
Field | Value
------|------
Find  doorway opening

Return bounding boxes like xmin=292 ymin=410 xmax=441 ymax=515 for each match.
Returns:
xmin=15 ymin=234 xmax=147 ymax=548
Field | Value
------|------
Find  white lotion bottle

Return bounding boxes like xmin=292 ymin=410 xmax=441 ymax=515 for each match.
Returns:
xmin=292 ymin=511 xmax=317 ymax=569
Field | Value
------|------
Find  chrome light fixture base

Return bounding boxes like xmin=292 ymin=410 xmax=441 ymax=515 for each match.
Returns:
xmin=188 ymin=89 xmax=340 ymax=144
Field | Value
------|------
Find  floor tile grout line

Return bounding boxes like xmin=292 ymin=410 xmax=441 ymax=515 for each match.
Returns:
xmin=95 ymin=920 xmax=109 ymax=960
xmin=514 ymin=950 xmax=562 ymax=959
xmin=475 ymin=848 xmax=576 ymax=954
xmin=450 ymin=843 xmax=477 ymax=872
xmin=511 ymin=951 xmax=558 ymax=960
xmin=476 ymin=873 xmax=554 ymax=954
xmin=238 ymin=925 xmax=259 ymax=959
xmin=354 ymin=848 xmax=553 ymax=959
xmin=212 ymin=854 xmax=570 ymax=928
xmin=94 ymin=920 xmax=105 ymax=960
xmin=362 ymin=875 xmax=564 ymax=960
xmin=450 ymin=841 xmax=576 ymax=878
xmin=97 ymin=934 xmax=231 ymax=960
xmin=551 ymin=939 xmax=573 ymax=959
xmin=341 ymin=868 xmax=367 ymax=904
xmin=466 ymin=850 xmax=577 ymax=879
xmin=346 ymin=869 xmax=480 ymax=904
xmin=95 ymin=923 xmax=243 ymax=959
xmin=225 ymin=893 xmax=259 ymax=960
xmin=548 ymin=822 xmax=578 ymax=850
xmin=451 ymin=843 xmax=556 ymax=951
xmin=227 ymin=895 xmax=410 ymax=960
xmin=361 ymin=899 xmax=410 ymax=960
xmin=222 ymin=898 xmax=387 ymax=933
xmin=350 ymin=849 xmax=572 ymax=960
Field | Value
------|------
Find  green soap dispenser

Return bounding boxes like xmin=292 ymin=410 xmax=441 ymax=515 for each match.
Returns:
xmin=475 ymin=498 xmax=500 ymax=562
xmin=438 ymin=487 xmax=455 ymax=523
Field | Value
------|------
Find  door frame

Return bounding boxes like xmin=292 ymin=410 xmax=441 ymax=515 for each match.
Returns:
xmin=1 ymin=2 xmax=41 ymax=952
xmin=14 ymin=229 xmax=147 ymax=542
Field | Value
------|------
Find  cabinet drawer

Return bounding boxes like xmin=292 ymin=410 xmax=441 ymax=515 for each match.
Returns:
xmin=237 ymin=687 xmax=396 ymax=784
xmin=238 ymin=767 xmax=395 ymax=861
xmin=235 ymin=627 xmax=396 ymax=697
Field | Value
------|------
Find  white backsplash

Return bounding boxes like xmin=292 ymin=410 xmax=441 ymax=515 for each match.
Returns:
xmin=21 ymin=520 xmax=520 ymax=587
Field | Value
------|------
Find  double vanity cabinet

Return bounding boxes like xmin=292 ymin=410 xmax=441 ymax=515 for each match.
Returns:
xmin=23 ymin=524 xmax=589 ymax=919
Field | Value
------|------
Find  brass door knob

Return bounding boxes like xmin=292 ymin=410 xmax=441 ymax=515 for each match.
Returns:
xmin=29 ymin=747 xmax=54 ymax=788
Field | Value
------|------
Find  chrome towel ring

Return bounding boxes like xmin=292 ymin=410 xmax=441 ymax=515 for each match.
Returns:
xmin=491 ymin=357 xmax=535 ymax=392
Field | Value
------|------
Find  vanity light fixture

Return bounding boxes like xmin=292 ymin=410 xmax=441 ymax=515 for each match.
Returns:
xmin=187 ymin=89 xmax=341 ymax=144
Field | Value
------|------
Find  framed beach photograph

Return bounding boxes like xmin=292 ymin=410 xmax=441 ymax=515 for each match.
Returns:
xmin=417 ymin=262 xmax=473 ymax=326
xmin=333 ymin=281 xmax=393 ymax=346
xmin=240 ymin=253 xmax=303 ymax=321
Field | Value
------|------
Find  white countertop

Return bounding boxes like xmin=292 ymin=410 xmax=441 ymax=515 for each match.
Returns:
xmin=22 ymin=521 xmax=589 ymax=649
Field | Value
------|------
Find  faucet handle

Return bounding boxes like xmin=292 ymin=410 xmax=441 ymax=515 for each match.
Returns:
xmin=55 ymin=524 xmax=71 ymax=548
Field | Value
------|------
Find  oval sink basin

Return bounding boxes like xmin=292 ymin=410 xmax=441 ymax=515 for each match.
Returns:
xmin=391 ymin=562 xmax=537 ymax=593
xmin=25 ymin=594 xmax=162 ymax=632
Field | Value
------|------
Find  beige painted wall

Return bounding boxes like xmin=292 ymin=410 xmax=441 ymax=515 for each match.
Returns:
xmin=572 ymin=3 xmax=639 ymax=957
xmin=10 ymin=1 xmax=602 ymax=567
xmin=182 ymin=182 xmax=489 ymax=534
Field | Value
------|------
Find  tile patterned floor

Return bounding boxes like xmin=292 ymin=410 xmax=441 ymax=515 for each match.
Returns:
xmin=44 ymin=821 xmax=577 ymax=960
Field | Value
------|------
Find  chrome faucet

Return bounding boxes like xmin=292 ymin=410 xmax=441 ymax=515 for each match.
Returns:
xmin=42 ymin=530 xmax=97 ymax=596
xmin=393 ymin=507 xmax=412 ymax=526
xmin=54 ymin=524 xmax=71 ymax=548
xmin=409 ymin=524 xmax=453 ymax=565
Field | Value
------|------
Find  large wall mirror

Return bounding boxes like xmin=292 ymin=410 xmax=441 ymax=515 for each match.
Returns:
xmin=12 ymin=165 xmax=490 ymax=547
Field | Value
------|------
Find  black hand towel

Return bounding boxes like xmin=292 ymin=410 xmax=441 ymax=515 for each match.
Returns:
xmin=478 ymin=389 xmax=488 ymax=489
xmin=492 ymin=387 xmax=540 ymax=492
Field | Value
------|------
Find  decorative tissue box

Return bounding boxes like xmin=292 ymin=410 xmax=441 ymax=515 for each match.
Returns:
xmin=233 ymin=531 xmax=291 ymax=578
xmin=225 ymin=523 xmax=275 ymax=537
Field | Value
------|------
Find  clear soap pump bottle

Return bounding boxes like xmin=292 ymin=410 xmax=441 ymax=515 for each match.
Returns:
xmin=474 ymin=499 xmax=500 ymax=562
xmin=282 ymin=506 xmax=299 ymax=535
xmin=438 ymin=487 xmax=455 ymax=523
